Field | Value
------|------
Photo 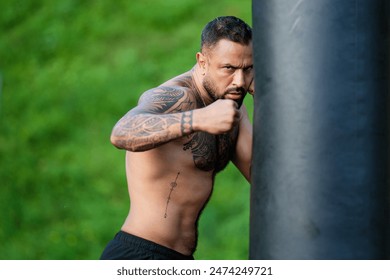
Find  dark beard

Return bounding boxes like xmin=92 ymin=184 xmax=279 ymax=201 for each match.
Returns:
xmin=202 ymin=75 xmax=245 ymax=108
xmin=202 ymin=76 xmax=218 ymax=101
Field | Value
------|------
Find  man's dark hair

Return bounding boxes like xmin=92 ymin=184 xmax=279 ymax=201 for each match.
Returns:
xmin=200 ymin=16 xmax=252 ymax=52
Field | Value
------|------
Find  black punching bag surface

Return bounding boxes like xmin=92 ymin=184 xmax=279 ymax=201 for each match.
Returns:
xmin=250 ymin=0 xmax=389 ymax=259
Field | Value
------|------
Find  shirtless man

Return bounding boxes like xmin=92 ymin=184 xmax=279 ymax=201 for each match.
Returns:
xmin=100 ymin=16 xmax=254 ymax=260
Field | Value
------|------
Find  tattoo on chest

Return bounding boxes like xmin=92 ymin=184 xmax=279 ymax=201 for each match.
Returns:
xmin=183 ymin=132 xmax=216 ymax=171
xmin=183 ymin=128 xmax=238 ymax=172
xmin=215 ymin=132 xmax=236 ymax=172
xmin=164 ymin=171 xmax=180 ymax=219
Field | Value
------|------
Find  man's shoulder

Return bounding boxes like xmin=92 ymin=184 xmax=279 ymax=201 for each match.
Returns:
xmin=139 ymin=85 xmax=195 ymax=104
xmin=137 ymin=89 xmax=197 ymax=114
xmin=138 ymin=73 xmax=198 ymax=111
xmin=163 ymin=71 xmax=194 ymax=89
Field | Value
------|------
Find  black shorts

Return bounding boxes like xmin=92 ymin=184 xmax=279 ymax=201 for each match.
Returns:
xmin=100 ymin=231 xmax=194 ymax=260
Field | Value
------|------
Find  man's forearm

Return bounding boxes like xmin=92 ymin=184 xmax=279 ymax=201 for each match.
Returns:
xmin=110 ymin=111 xmax=194 ymax=152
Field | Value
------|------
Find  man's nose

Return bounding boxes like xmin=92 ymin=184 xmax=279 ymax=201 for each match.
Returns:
xmin=232 ymin=70 xmax=245 ymax=89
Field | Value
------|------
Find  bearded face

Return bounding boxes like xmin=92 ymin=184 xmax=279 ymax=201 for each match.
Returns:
xmin=198 ymin=39 xmax=253 ymax=108
xmin=202 ymin=74 xmax=219 ymax=100
xmin=202 ymin=70 xmax=246 ymax=107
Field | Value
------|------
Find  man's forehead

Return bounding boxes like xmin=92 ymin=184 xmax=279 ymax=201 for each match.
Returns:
xmin=206 ymin=39 xmax=253 ymax=64
xmin=206 ymin=39 xmax=252 ymax=54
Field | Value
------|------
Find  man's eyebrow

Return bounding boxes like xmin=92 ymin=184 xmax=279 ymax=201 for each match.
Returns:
xmin=221 ymin=63 xmax=253 ymax=69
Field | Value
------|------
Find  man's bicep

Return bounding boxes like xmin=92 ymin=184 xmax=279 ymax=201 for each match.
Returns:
xmin=136 ymin=86 xmax=190 ymax=114
xmin=110 ymin=86 xmax=195 ymax=151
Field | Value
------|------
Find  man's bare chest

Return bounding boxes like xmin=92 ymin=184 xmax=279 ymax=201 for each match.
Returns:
xmin=181 ymin=129 xmax=238 ymax=172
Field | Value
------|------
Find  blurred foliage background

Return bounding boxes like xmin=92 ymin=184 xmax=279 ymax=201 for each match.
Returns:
xmin=0 ymin=0 xmax=253 ymax=259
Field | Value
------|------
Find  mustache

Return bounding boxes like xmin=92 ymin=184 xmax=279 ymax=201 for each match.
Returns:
xmin=226 ymin=87 xmax=246 ymax=95
xmin=225 ymin=87 xmax=245 ymax=108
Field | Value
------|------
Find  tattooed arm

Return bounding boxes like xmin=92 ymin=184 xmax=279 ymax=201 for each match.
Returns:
xmin=110 ymin=86 xmax=195 ymax=152
xmin=110 ymin=85 xmax=241 ymax=151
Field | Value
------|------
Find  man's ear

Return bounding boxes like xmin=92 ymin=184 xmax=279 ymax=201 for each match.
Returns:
xmin=196 ymin=52 xmax=206 ymax=69
xmin=248 ymin=78 xmax=255 ymax=96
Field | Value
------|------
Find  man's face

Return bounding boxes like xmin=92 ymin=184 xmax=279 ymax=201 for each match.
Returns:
xmin=202 ymin=39 xmax=253 ymax=106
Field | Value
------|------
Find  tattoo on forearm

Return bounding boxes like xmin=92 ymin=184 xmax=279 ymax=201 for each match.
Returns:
xmin=181 ymin=111 xmax=193 ymax=134
xmin=164 ymin=172 xmax=180 ymax=219
xmin=112 ymin=86 xmax=196 ymax=151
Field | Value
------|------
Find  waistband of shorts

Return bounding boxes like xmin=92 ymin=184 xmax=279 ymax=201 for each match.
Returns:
xmin=115 ymin=230 xmax=194 ymax=260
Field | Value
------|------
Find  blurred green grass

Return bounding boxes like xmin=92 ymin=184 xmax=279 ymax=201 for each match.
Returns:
xmin=0 ymin=0 xmax=252 ymax=259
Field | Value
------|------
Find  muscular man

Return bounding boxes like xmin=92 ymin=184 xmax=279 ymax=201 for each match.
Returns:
xmin=100 ymin=16 xmax=254 ymax=260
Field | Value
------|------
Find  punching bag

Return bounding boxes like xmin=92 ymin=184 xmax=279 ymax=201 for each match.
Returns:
xmin=250 ymin=0 xmax=389 ymax=259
